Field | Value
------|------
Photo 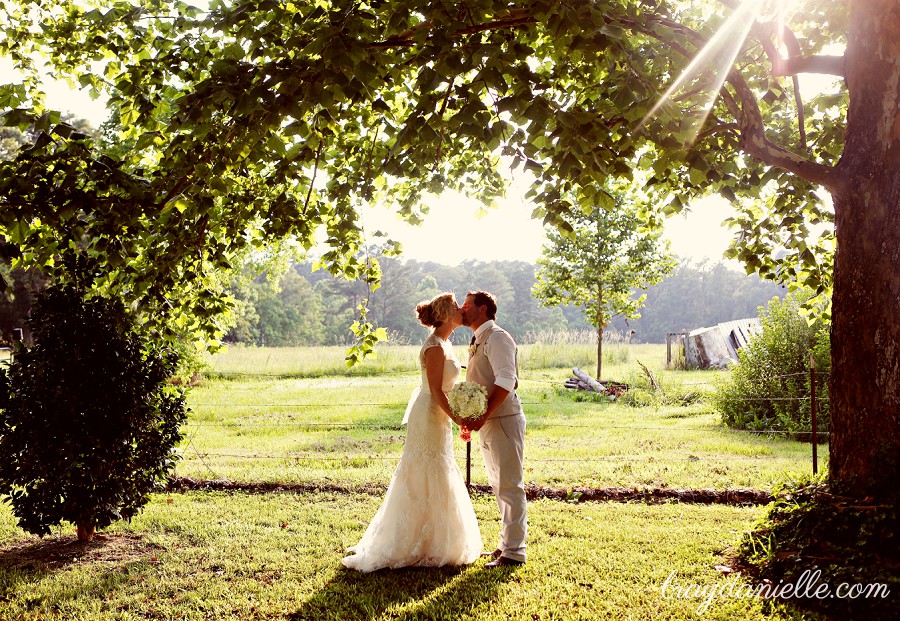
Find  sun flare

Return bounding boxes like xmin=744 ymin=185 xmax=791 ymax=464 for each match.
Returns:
xmin=640 ymin=0 xmax=802 ymax=145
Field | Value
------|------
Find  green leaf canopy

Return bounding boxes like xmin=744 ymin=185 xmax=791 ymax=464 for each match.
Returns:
xmin=2 ymin=0 xmax=899 ymax=493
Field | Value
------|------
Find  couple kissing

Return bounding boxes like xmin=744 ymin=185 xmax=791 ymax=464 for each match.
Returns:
xmin=342 ymin=290 xmax=527 ymax=571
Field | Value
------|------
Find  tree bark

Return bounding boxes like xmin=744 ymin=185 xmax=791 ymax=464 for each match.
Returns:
xmin=828 ymin=0 xmax=900 ymax=497
xmin=597 ymin=324 xmax=603 ymax=380
xmin=573 ymin=367 xmax=604 ymax=392
xmin=77 ymin=521 xmax=95 ymax=543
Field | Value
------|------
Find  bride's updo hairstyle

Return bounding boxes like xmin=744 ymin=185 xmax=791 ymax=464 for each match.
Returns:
xmin=416 ymin=293 xmax=456 ymax=328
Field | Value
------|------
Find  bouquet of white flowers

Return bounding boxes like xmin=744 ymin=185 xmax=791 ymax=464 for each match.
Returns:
xmin=448 ymin=381 xmax=488 ymax=442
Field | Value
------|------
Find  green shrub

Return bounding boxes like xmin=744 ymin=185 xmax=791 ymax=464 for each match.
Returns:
xmin=0 ymin=287 xmax=187 ymax=541
xmin=169 ymin=335 xmax=211 ymax=385
xmin=713 ymin=293 xmax=830 ymax=435
xmin=736 ymin=476 xmax=898 ymax=620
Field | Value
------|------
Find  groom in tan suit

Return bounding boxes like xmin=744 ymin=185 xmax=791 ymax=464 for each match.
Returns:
xmin=461 ymin=290 xmax=527 ymax=567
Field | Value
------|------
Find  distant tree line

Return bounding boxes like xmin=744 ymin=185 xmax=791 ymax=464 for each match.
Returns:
xmin=607 ymin=260 xmax=785 ymax=343
xmin=221 ymin=257 xmax=783 ymax=347
xmin=224 ymin=258 xmax=570 ymax=347
xmin=2 ymin=255 xmax=783 ymax=348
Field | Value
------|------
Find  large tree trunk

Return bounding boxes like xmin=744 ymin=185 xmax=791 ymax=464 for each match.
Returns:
xmin=829 ymin=0 xmax=900 ymax=497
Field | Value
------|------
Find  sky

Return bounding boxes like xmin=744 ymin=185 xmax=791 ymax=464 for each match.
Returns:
xmin=359 ymin=181 xmax=737 ymax=266
xmin=1 ymin=58 xmax=739 ymax=267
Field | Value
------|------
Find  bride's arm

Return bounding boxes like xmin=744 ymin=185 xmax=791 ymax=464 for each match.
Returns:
xmin=424 ymin=347 xmax=467 ymax=427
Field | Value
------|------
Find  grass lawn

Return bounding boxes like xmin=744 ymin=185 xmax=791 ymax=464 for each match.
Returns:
xmin=0 ymin=491 xmax=818 ymax=620
xmin=178 ymin=344 xmax=822 ymax=491
xmin=0 ymin=344 xmax=831 ymax=619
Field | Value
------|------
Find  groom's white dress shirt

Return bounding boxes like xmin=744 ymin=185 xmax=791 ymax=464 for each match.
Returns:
xmin=470 ymin=320 xmax=522 ymax=417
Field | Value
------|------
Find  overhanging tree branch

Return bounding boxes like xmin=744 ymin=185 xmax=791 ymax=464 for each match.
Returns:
xmin=754 ymin=23 xmax=810 ymax=151
xmin=720 ymin=0 xmax=845 ymax=77
xmin=725 ymin=68 xmax=845 ymax=193
xmin=156 ymin=172 xmax=193 ymax=209
xmin=640 ymin=13 xmax=844 ymax=193
xmin=772 ymin=54 xmax=845 ymax=77
xmin=755 ymin=22 xmax=843 ymax=77
xmin=367 ymin=9 xmax=536 ymax=48
xmin=696 ymin=123 xmax=739 ymax=142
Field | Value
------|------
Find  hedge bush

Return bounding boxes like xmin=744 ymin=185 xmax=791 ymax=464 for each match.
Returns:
xmin=0 ymin=287 xmax=186 ymax=541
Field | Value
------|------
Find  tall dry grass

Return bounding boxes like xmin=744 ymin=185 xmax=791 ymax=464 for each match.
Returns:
xmin=520 ymin=328 xmax=633 ymax=372
xmin=205 ymin=329 xmax=644 ymax=379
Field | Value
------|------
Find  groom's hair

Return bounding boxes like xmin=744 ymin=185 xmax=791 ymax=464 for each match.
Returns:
xmin=467 ymin=290 xmax=497 ymax=319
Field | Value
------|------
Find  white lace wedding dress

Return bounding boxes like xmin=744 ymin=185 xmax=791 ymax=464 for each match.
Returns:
xmin=342 ymin=334 xmax=482 ymax=572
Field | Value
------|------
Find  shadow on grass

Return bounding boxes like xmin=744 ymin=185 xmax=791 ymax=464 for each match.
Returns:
xmin=0 ymin=533 xmax=159 ymax=604
xmin=289 ymin=561 xmax=518 ymax=621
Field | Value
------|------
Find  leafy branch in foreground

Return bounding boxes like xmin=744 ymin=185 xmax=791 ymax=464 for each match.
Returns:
xmin=1 ymin=0 xmax=898 ymax=496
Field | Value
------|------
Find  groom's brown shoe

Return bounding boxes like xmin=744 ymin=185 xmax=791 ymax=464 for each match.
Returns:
xmin=484 ymin=556 xmax=524 ymax=568
xmin=480 ymin=549 xmax=502 ymax=560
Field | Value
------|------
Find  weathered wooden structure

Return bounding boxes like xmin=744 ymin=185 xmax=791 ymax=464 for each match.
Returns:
xmin=667 ymin=318 xmax=760 ymax=369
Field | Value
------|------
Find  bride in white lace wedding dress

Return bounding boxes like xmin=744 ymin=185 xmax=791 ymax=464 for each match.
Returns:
xmin=342 ymin=293 xmax=482 ymax=572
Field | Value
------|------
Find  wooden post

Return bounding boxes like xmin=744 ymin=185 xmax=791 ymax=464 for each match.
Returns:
xmin=466 ymin=441 xmax=471 ymax=487
xmin=810 ymin=355 xmax=818 ymax=475
xmin=11 ymin=327 xmax=23 ymax=362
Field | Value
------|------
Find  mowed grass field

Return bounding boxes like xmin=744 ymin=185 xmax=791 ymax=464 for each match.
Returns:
xmin=0 ymin=342 xmax=829 ymax=620
xmin=178 ymin=342 xmax=821 ymax=491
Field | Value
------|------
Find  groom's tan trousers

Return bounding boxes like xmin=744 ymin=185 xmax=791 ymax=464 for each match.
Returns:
xmin=468 ymin=323 xmax=527 ymax=563
xmin=479 ymin=413 xmax=527 ymax=562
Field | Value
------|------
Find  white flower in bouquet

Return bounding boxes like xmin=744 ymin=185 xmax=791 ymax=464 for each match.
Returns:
xmin=448 ymin=381 xmax=488 ymax=422
xmin=448 ymin=381 xmax=488 ymax=442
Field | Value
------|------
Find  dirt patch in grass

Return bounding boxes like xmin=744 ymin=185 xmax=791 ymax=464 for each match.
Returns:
xmin=0 ymin=533 xmax=164 ymax=571
xmin=167 ymin=476 xmax=387 ymax=496
xmin=167 ymin=476 xmax=773 ymax=505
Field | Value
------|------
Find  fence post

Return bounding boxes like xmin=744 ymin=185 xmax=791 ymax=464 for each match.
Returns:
xmin=466 ymin=442 xmax=471 ymax=487
xmin=810 ymin=354 xmax=818 ymax=475
xmin=11 ymin=327 xmax=24 ymax=363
